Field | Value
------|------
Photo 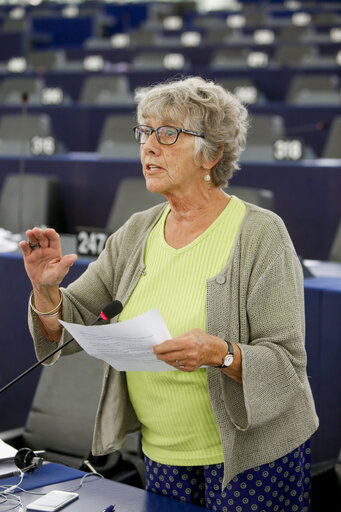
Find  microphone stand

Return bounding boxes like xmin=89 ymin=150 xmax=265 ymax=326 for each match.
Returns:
xmin=17 ymin=92 xmax=29 ymax=234
xmin=0 ymin=335 xmax=79 ymax=395
xmin=0 ymin=301 xmax=122 ymax=395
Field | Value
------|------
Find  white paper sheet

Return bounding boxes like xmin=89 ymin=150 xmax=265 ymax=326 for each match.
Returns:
xmin=60 ymin=309 xmax=174 ymax=372
xmin=0 ymin=438 xmax=18 ymax=477
xmin=0 ymin=438 xmax=16 ymax=460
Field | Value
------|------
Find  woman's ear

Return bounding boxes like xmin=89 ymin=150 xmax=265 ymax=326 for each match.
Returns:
xmin=203 ymin=146 xmax=224 ymax=170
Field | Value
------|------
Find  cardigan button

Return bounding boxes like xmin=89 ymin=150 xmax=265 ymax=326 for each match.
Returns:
xmin=216 ymin=275 xmax=226 ymax=284
xmin=218 ymin=331 xmax=226 ymax=340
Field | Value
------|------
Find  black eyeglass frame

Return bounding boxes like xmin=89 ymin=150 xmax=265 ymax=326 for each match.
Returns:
xmin=133 ymin=125 xmax=205 ymax=145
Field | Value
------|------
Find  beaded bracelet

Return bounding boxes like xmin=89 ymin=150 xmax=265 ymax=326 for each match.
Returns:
xmin=30 ymin=293 xmax=63 ymax=318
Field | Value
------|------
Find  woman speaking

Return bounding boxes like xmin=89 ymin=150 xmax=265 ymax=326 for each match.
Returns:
xmin=20 ymin=76 xmax=318 ymax=512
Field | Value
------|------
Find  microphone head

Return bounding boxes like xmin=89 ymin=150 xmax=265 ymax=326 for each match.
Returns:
xmin=100 ymin=300 xmax=123 ymax=321
xmin=14 ymin=447 xmax=43 ymax=473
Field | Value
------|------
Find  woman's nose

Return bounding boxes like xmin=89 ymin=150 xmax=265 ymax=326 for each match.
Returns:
xmin=142 ymin=131 xmax=161 ymax=154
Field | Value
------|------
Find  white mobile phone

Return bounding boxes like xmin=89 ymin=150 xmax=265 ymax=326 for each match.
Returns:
xmin=26 ymin=490 xmax=79 ymax=511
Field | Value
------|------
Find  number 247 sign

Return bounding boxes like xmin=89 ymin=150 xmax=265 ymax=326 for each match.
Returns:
xmin=76 ymin=230 xmax=109 ymax=257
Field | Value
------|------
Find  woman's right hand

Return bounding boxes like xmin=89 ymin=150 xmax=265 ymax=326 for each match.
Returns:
xmin=19 ymin=227 xmax=77 ymax=291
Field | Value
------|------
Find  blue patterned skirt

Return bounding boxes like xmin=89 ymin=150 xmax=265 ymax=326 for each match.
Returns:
xmin=145 ymin=440 xmax=311 ymax=511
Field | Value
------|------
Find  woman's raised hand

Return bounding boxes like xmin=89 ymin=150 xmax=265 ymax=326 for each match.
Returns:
xmin=19 ymin=227 xmax=77 ymax=291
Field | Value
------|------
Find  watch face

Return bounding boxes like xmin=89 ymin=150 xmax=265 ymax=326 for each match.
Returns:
xmin=223 ymin=354 xmax=234 ymax=367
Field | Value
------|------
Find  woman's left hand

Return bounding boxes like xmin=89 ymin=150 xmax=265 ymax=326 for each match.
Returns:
xmin=152 ymin=329 xmax=229 ymax=372
xmin=153 ymin=329 xmax=243 ymax=383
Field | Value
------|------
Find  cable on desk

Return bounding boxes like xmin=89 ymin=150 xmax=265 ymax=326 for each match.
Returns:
xmin=14 ymin=469 xmax=104 ymax=497
xmin=0 ymin=489 xmax=23 ymax=510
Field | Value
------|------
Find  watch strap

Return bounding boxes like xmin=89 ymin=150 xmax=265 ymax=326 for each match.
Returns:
xmin=215 ymin=340 xmax=234 ymax=368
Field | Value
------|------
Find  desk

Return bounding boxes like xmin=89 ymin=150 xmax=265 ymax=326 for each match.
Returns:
xmin=16 ymin=473 xmax=205 ymax=512
xmin=0 ymin=463 xmax=204 ymax=512
xmin=0 ymin=250 xmax=340 ymax=465
xmin=304 ymin=260 xmax=341 ymax=278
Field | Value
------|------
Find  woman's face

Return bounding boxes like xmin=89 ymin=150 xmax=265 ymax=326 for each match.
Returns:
xmin=140 ymin=118 xmax=206 ymax=198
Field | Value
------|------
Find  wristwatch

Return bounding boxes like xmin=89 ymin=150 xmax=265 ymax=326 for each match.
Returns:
xmin=216 ymin=341 xmax=234 ymax=368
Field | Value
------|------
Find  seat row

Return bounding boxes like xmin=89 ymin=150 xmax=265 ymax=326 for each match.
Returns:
xmin=0 ymin=72 xmax=340 ymax=106
xmin=1 ymin=172 xmax=340 ymax=262
xmin=0 ymin=111 xmax=340 ymax=160
xmin=1 ymin=1 xmax=341 ymax=34
xmin=0 ymin=174 xmax=275 ymax=234
xmin=1 ymin=42 xmax=340 ymax=73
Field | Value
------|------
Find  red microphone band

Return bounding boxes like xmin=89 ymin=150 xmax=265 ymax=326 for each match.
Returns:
xmin=100 ymin=311 xmax=109 ymax=321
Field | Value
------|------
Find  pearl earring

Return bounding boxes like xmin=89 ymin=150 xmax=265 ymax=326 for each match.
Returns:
xmin=204 ymin=172 xmax=211 ymax=190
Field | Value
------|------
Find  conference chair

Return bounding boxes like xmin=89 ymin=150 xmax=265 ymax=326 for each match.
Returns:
xmin=312 ymin=12 xmax=341 ymax=25
xmin=106 ymin=177 xmax=165 ymax=233
xmin=29 ymin=7 xmax=60 ymax=18
xmin=205 ymin=27 xmax=234 ymax=44
xmin=2 ymin=18 xmax=30 ymax=32
xmin=226 ymin=186 xmax=275 ymax=212
xmin=0 ymin=77 xmax=45 ymax=105
xmin=240 ymin=114 xmax=285 ymax=162
xmin=218 ymin=77 xmax=266 ymax=105
xmin=322 ymin=117 xmax=341 ymax=158
xmin=97 ymin=114 xmax=140 ymax=158
xmin=128 ymin=28 xmax=158 ymax=46
xmin=278 ymin=26 xmax=313 ymax=43
xmin=0 ymin=113 xmax=60 ymax=156
xmin=274 ymin=45 xmax=320 ymax=67
xmin=105 ymin=179 xmax=275 ymax=234
xmin=242 ymin=4 xmax=268 ymax=26
xmin=329 ymin=220 xmax=341 ymax=262
xmin=190 ymin=14 xmax=227 ymax=29
xmin=210 ymin=48 xmax=249 ymax=69
xmin=286 ymin=74 xmax=340 ymax=105
xmin=131 ymin=51 xmax=188 ymax=71
xmin=28 ymin=50 xmax=67 ymax=72
xmin=0 ymin=173 xmax=65 ymax=233
xmin=80 ymin=75 xmax=134 ymax=105
xmin=2 ymin=350 xmax=144 ymax=487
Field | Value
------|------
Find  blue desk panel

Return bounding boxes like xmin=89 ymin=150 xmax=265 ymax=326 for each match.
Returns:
xmin=319 ymin=288 xmax=341 ymax=462
xmin=1 ymin=155 xmax=340 ymax=260
xmin=0 ymin=251 xmax=89 ymax=431
xmin=304 ymin=277 xmax=341 ymax=463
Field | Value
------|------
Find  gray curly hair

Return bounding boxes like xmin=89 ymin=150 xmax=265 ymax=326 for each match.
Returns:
xmin=135 ymin=76 xmax=249 ymax=187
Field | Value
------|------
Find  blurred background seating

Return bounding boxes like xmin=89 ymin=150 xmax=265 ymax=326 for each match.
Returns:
xmin=97 ymin=113 xmax=140 ymax=159
xmin=0 ymin=172 xmax=64 ymax=233
xmin=80 ymin=75 xmax=134 ymax=105
xmin=0 ymin=1 xmax=340 ymax=507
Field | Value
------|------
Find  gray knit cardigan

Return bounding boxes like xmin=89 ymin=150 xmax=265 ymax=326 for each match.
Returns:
xmin=29 ymin=201 xmax=318 ymax=489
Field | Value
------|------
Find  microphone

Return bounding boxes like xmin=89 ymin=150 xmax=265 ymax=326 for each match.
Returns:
xmin=0 ymin=448 xmax=45 ymax=480
xmin=14 ymin=447 xmax=43 ymax=473
xmin=0 ymin=300 xmax=123 ymax=395
xmin=285 ymin=121 xmax=330 ymax=136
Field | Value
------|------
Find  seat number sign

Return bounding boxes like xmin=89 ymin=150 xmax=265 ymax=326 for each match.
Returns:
xmin=76 ymin=229 xmax=109 ymax=257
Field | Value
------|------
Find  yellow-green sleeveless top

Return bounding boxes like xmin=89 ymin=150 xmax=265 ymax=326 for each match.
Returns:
xmin=121 ymin=195 xmax=246 ymax=465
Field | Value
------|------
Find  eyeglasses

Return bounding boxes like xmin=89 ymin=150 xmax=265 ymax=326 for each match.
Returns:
xmin=133 ymin=125 xmax=205 ymax=146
